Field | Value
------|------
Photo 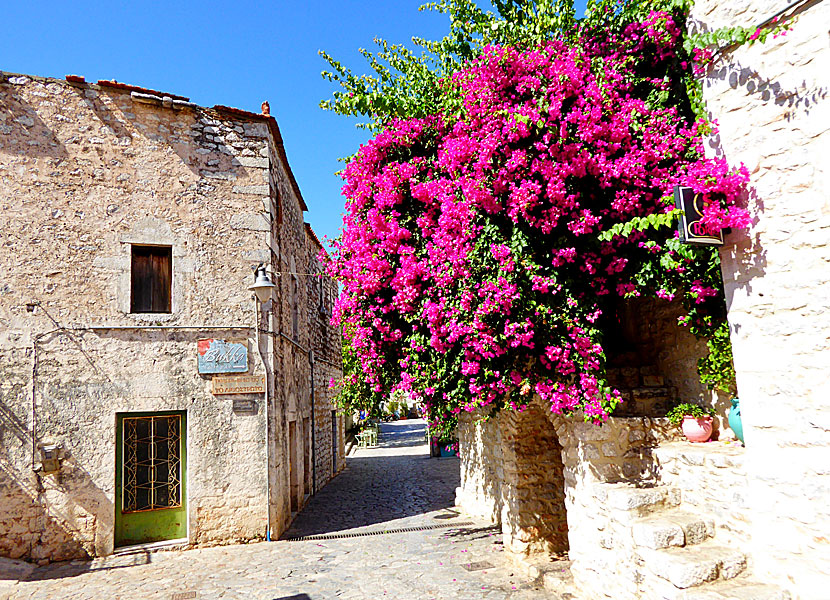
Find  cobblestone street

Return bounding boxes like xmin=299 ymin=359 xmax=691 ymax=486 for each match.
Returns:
xmin=1 ymin=420 xmax=552 ymax=600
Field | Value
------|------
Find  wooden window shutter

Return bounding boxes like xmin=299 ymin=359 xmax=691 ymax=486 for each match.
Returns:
xmin=152 ymin=249 xmax=172 ymax=312
xmin=131 ymin=246 xmax=172 ymax=313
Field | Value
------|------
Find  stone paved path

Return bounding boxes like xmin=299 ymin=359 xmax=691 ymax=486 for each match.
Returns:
xmin=1 ymin=420 xmax=550 ymax=600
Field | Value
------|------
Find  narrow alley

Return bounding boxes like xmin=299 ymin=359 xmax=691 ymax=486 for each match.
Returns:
xmin=1 ymin=420 xmax=557 ymax=600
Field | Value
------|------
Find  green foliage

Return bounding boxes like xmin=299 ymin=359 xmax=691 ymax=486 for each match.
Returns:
xmin=332 ymin=326 xmax=385 ymax=419
xmin=666 ymin=401 xmax=716 ymax=425
xmin=320 ymin=0 xmax=698 ymax=130
xmin=597 ymin=208 xmax=682 ymax=242
xmin=697 ymin=319 xmax=736 ymax=393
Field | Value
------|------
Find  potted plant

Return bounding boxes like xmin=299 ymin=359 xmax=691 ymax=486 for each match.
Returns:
xmin=667 ymin=402 xmax=716 ymax=443
xmin=439 ymin=440 xmax=459 ymax=457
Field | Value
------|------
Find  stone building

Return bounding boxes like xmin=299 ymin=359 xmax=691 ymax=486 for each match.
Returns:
xmin=0 ymin=71 xmax=343 ymax=563
xmin=456 ymin=1 xmax=829 ymax=598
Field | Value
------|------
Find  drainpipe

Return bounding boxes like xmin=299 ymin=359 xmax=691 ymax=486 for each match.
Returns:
xmin=309 ymin=349 xmax=316 ymax=496
xmin=255 ymin=297 xmax=273 ymax=541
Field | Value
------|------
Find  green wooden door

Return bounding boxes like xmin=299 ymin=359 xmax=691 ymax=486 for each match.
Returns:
xmin=115 ymin=412 xmax=187 ymax=547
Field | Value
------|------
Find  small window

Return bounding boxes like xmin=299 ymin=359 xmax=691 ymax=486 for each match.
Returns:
xmin=131 ymin=245 xmax=172 ymax=313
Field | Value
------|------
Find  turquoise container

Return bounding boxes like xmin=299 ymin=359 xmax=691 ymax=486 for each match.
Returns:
xmin=728 ymin=397 xmax=744 ymax=445
xmin=440 ymin=445 xmax=457 ymax=458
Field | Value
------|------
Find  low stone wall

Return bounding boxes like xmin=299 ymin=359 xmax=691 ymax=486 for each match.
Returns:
xmin=456 ymin=411 xmax=503 ymax=524
xmin=457 ymin=405 xmax=568 ymax=555
xmin=456 ymin=398 xmax=682 ymax=585
xmin=653 ymin=441 xmax=750 ymax=547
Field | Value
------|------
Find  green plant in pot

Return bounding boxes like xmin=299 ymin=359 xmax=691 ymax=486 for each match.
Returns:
xmin=667 ymin=402 xmax=716 ymax=443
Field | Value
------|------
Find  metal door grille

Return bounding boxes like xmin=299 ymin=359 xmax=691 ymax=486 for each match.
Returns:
xmin=122 ymin=415 xmax=182 ymax=512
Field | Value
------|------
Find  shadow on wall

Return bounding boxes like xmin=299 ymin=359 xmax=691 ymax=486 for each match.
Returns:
xmin=0 ymin=430 xmax=114 ymax=564
xmin=2 ymin=72 xmax=256 ymax=190
xmin=0 ymin=332 xmax=117 ymax=564
xmin=508 ymin=404 xmax=569 ymax=555
xmin=0 ymin=456 xmax=92 ymax=564
xmin=689 ymin=0 xmax=828 ymax=129
xmin=704 ymin=60 xmax=828 ymax=135
xmin=0 ymin=75 xmax=70 ymax=160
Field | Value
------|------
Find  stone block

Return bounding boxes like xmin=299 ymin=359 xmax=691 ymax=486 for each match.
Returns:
xmin=243 ymin=122 xmax=268 ymax=138
xmin=677 ymin=450 xmax=706 ymax=467
xmin=574 ymin=422 xmax=610 ymax=442
xmin=632 ymin=518 xmax=685 ymax=549
xmin=601 ymin=442 xmax=619 ymax=457
xmin=692 ymin=580 xmax=792 ymax=600
xmin=230 ymin=212 xmax=270 ymax=232
xmin=583 ymin=443 xmax=601 ymax=460
xmin=643 ymin=375 xmax=664 ymax=387
xmin=641 ymin=542 xmax=746 ymax=589
xmin=232 ymin=184 xmax=269 ymax=195
xmin=235 ymin=156 xmax=269 ymax=169
xmin=604 ymin=484 xmax=680 ymax=515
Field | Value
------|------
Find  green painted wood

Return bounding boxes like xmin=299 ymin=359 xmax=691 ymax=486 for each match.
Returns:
xmin=115 ymin=411 xmax=187 ymax=547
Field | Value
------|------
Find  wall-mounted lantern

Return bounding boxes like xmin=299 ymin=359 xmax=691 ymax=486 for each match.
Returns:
xmin=248 ymin=264 xmax=276 ymax=304
xmin=674 ymin=185 xmax=724 ymax=246
xmin=38 ymin=443 xmax=63 ymax=474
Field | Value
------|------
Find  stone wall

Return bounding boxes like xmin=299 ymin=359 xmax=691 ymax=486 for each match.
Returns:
xmin=456 ymin=411 xmax=504 ymax=524
xmin=606 ymin=297 xmax=735 ymax=439
xmin=305 ymin=226 xmax=345 ymax=493
xmin=503 ymin=404 xmax=568 ymax=555
xmin=690 ymin=0 xmax=830 ymax=593
xmin=456 ymin=398 xmax=681 ymax=595
xmin=653 ymin=441 xmax=750 ymax=547
xmin=0 ymin=72 xmax=341 ymax=562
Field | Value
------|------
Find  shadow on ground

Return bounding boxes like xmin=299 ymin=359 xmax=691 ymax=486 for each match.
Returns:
xmin=281 ymin=420 xmax=460 ymax=539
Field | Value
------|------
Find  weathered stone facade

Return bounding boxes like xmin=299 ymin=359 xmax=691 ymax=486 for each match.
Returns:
xmin=0 ymin=72 xmax=342 ymax=563
xmin=691 ymin=0 xmax=830 ymax=594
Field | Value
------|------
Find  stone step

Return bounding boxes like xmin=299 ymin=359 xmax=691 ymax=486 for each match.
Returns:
xmin=632 ymin=509 xmax=716 ymax=549
xmin=540 ymin=560 xmax=578 ymax=600
xmin=645 ymin=576 xmax=791 ymax=600
xmin=640 ymin=540 xmax=747 ymax=589
xmin=603 ymin=484 xmax=682 ymax=517
xmin=681 ymin=578 xmax=792 ymax=600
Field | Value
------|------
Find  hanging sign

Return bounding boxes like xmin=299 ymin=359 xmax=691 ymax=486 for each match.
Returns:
xmin=674 ymin=185 xmax=723 ymax=246
xmin=211 ymin=374 xmax=266 ymax=395
xmin=198 ymin=339 xmax=248 ymax=374
xmin=674 ymin=186 xmax=724 ymax=246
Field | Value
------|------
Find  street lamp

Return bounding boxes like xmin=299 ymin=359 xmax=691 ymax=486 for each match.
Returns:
xmin=248 ymin=263 xmax=276 ymax=303
xmin=248 ymin=262 xmax=276 ymax=541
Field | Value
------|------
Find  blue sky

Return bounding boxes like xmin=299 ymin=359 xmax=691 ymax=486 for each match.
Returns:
xmin=1 ymin=1 xmax=585 ymax=247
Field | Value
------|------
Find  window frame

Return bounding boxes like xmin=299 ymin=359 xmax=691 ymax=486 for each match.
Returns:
xmin=130 ymin=244 xmax=173 ymax=314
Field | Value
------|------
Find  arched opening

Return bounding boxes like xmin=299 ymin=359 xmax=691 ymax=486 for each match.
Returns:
xmin=501 ymin=402 xmax=569 ymax=556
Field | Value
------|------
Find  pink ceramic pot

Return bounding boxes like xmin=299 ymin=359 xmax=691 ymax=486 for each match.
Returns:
xmin=682 ymin=416 xmax=713 ymax=443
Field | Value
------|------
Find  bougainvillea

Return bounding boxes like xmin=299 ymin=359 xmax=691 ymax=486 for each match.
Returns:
xmin=326 ymin=10 xmax=750 ymax=439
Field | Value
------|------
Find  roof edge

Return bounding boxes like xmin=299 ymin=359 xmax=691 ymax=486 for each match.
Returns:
xmin=212 ymin=105 xmax=308 ymax=213
xmin=305 ymin=222 xmax=327 ymax=255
